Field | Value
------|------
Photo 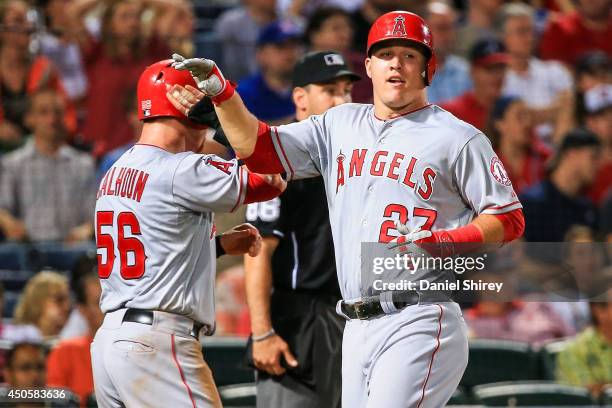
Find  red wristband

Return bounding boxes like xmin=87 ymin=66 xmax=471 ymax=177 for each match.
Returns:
xmin=417 ymin=224 xmax=484 ymax=257
xmin=244 ymin=172 xmax=283 ymax=204
xmin=241 ymin=121 xmax=285 ymax=174
xmin=211 ymin=80 xmax=236 ymax=106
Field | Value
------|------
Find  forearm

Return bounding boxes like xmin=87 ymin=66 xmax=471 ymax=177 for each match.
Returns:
xmin=244 ymin=172 xmax=285 ymax=204
xmin=245 ymin=238 xmax=278 ymax=335
xmin=214 ymin=94 xmax=260 ymax=158
xmin=471 ymin=214 xmax=506 ymax=243
xmin=421 ymin=210 xmax=524 ymax=256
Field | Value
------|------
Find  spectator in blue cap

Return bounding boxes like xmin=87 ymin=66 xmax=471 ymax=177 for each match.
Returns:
xmin=237 ymin=20 xmax=304 ymax=125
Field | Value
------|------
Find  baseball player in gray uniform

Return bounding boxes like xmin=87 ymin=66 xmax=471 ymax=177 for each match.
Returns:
xmin=167 ymin=11 xmax=526 ymax=408
xmin=92 ymin=60 xmax=286 ymax=408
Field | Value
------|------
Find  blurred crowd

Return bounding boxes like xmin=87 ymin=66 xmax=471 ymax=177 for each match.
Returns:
xmin=0 ymin=0 xmax=610 ymax=403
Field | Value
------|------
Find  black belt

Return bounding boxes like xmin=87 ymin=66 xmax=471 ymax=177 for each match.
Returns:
xmin=122 ymin=309 xmax=205 ymax=339
xmin=341 ymin=291 xmax=445 ymax=320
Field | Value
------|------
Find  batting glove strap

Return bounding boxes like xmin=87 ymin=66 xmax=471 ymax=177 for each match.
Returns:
xmin=211 ymin=79 xmax=236 ymax=106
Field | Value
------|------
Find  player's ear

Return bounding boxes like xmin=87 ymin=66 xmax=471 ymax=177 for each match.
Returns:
xmin=365 ymin=58 xmax=372 ymax=79
xmin=292 ymin=87 xmax=307 ymax=111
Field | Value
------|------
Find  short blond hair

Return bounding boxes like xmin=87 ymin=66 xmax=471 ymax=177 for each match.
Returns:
xmin=13 ymin=271 xmax=69 ymax=325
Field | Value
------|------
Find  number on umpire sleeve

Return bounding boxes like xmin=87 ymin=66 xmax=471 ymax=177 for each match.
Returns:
xmin=246 ymin=198 xmax=281 ymax=222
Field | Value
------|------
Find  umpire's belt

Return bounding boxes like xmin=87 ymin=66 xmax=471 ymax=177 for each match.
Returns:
xmin=122 ymin=308 xmax=206 ymax=339
xmin=339 ymin=291 xmax=448 ymax=320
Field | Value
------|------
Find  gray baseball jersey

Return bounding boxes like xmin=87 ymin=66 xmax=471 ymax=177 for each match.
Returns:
xmin=264 ymin=103 xmax=520 ymax=407
xmin=269 ymin=103 xmax=521 ymax=300
xmin=94 ymin=144 xmax=247 ymax=327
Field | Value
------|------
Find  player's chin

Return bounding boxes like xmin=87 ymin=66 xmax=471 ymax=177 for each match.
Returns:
xmin=382 ymin=95 xmax=413 ymax=110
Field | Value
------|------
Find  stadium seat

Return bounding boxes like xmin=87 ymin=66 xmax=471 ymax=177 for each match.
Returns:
xmin=30 ymin=242 xmax=95 ymax=273
xmin=3 ymin=290 xmax=21 ymax=318
xmin=202 ymin=337 xmax=254 ymax=386
xmin=601 ymin=386 xmax=612 ymax=407
xmin=446 ymin=406 xmax=485 ymax=408
xmin=0 ymin=269 xmax=34 ymax=291
xmin=460 ymin=339 xmax=539 ymax=389
xmin=0 ymin=243 xmax=29 ymax=270
xmin=0 ymin=339 xmax=12 ymax=382
xmin=86 ymin=393 xmax=98 ymax=407
xmin=539 ymin=337 xmax=572 ymax=380
xmin=219 ymin=383 xmax=256 ymax=406
xmin=448 ymin=386 xmax=471 ymax=405
xmin=472 ymin=381 xmax=596 ymax=406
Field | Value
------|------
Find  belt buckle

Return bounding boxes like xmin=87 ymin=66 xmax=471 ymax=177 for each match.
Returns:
xmin=353 ymin=301 xmax=369 ymax=320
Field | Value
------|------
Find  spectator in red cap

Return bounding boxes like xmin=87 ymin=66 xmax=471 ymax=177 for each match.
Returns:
xmin=583 ymin=84 xmax=612 ymax=205
xmin=539 ymin=0 xmax=612 ymax=66
xmin=440 ymin=38 xmax=508 ymax=131
xmin=488 ymin=96 xmax=552 ymax=195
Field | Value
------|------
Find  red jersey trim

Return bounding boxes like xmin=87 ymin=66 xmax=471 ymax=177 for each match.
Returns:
xmin=416 ymin=304 xmax=443 ymax=408
xmin=272 ymin=127 xmax=295 ymax=181
xmin=487 ymin=201 xmax=521 ymax=211
xmin=230 ymin=167 xmax=246 ymax=213
xmin=171 ymin=334 xmax=196 ymax=408
xmin=134 ymin=143 xmax=170 ymax=152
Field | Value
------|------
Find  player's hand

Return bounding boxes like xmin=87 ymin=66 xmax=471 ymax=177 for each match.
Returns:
xmin=220 ymin=223 xmax=262 ymax=257
xmin=252 ymin=334 xmax=298 ymax=376
xmin=171 ymin=53 xmax=227 ymax=97
xmin=257 ymin=173 xmax=287 ymax=194
xmin=166 ymin=84 xmax=205 ymax=116
xmin=387 ymin=222 xmax=436 ymax=267
xmin=388 ymin=222 xmax=433 ymax=251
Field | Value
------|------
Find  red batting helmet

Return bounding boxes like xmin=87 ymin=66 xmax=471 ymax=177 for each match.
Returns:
xmin=366 ymin=11 xmax=436 ymax=85
xmin=137 ymin=59 xmax=202 ymax=126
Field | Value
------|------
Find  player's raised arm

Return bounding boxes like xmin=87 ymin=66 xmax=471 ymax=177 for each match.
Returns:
xmin=167 ymin=54 xmax=330 ymax=181
xmin=168 ymin=54 xmax=263 ymax=159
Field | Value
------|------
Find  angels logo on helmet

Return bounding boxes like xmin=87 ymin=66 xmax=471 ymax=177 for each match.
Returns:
xmin=392 ymin=15 xmax=407 ymax=37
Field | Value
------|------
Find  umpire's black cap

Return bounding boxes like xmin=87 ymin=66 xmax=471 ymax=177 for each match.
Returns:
xmin=292 ymin=51 xmax=361 ymax=88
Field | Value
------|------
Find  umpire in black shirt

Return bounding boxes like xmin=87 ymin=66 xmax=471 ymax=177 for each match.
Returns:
xmin=244 ymin=51 xmax=360 ymax=408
